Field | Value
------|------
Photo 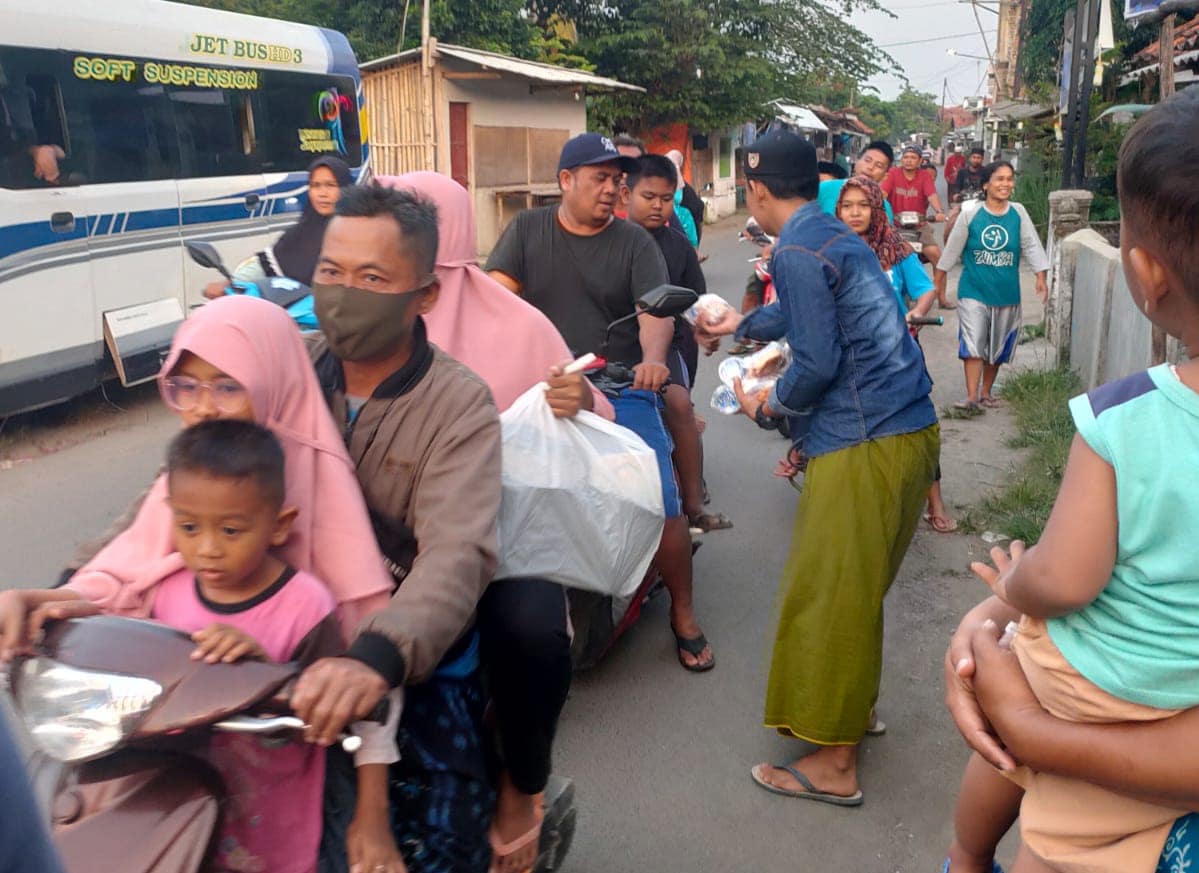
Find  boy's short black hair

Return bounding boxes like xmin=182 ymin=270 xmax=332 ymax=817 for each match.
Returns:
xmin=612 ymin=133 xmax=645 ymax=156
xmin=970 ymin=146 xmax=986 ymax=157
xmin=755 ymin=174 xmax=820 ymax=202
xmin=818 ymin=160 xmax=848 ymax=180
xmin=862 ymin=140 xmax=894 ymax=165
xmin=1118 ymin=90 xmax=1199 ymax=296
xmin=625 ymin=154 xmax=677 ymax=191
xmin=338 ymin=184 xmax=439 ymax=276
xmin=167 ymin=420 xmax=286 ymax=510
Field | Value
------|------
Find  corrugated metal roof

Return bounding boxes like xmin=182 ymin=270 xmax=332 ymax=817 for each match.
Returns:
xmin=361 ymin=42 xmax=644 ymax=93
xmin=764 ymin=100 xmax=829 ymax=132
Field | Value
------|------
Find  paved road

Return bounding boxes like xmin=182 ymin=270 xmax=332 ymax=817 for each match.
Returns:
xmin=0 ymin=199 xmax=1038 ymax=872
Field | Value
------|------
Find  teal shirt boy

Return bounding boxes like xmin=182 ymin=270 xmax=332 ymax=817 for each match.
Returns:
xmin=1050 ymin=366 xmax=1199 ymax=709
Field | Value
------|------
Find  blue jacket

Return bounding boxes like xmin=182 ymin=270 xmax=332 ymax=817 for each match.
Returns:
xmin=736 ymin=201 xmax=936 ymax=456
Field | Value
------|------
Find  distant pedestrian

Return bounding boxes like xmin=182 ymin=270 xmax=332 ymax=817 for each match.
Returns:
xmin=665 ymin=149 xmax=705 ymax=246
xmin=935 ymin=161 xmax=1049 ymax=411
xmin=945 ymin=144 xmax=965 ymax=201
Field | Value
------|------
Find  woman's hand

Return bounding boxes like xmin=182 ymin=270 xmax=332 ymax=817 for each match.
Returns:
xmin=773 ymin=447 xmax=807 ymax=479
xmin=348 ymin=808 xmax=407 ymax=873
xmin=971 ymin=542 xmax=1025 ymax=605
xmin=970 ymin=621 xmax=1048 ymax=766
xmin=943 ymin=597 xmax=1021 ymax=771
xmin=190 ymin=624 xmax=267 ymax=664
xmin=203 ymin=280 xmax=229 ymax=301
xmin=1035 ymin=274 xmax=1049 ymax=305
xmin=0 ymin=589 xmax=92 ymax=661
xmin=732 ymin=377 xmax=770 ymax=420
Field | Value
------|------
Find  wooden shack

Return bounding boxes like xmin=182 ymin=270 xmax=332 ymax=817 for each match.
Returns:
xmin=361 ymin=42 xmax=643 ymax=253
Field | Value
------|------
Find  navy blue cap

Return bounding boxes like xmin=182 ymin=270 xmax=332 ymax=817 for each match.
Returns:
xmin=743 ymin=129 xmax=818 ymax=181
xmin=558 ymin=133 xmax=639 ymax=174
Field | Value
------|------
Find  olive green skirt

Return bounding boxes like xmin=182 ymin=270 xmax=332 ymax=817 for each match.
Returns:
xmin=764 ymin=425 xmax=939 ymax=746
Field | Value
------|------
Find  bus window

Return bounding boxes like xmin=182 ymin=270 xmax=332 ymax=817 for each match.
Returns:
xmin=255 ymin=71 xmax=362 ymax=172
xmin=0 ymin=48 xmax=71 ymax=189
xmin=74 ymin=82 xmax=178 ymax=184
xmin=171 ymin=87 xmax=257 ymax=178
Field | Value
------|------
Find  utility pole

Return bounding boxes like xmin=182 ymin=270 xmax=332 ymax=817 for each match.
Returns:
xmin=1072 ymin=0 xmax=1102 ymax=188
xmin=1060 ymin=1 xmax=1084 ymax=188
xmin=1152 ymin=13 xmax=1176 ymax=365
xmin=421 ymin=0 xmax=435 ymax=170
xmin=941 ymin=76 xmax=948 ymax=134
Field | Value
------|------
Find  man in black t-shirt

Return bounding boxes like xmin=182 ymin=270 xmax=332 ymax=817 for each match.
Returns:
xmin=487 ymin=133 xmax=714 ymax=673
xmin=622 ymin=154 xmax=731 ymax=534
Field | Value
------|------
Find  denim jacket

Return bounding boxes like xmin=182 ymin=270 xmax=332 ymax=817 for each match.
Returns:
xmin=736 ymin=201 xmax=936 ymax=457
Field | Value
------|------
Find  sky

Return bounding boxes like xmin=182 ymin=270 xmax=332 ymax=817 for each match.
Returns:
xmin=852 ymin=0 xmax=1002 ymax=104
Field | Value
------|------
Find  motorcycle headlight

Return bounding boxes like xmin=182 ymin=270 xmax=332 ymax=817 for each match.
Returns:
xmin=14 ymin=657 xmax=162 ymax=762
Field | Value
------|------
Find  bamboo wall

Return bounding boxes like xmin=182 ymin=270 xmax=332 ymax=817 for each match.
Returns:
xmin=363 ymin=62 xmax=437 ymax=176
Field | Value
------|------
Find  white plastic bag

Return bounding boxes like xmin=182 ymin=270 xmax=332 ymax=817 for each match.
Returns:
xmin=496 ymin=384 xmax=664 ymax=598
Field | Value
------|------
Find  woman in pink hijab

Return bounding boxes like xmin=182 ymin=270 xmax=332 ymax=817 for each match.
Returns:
xmin=376 ymin=170 xmax=602 ymax=873
xmin=63 ymin=294 xmax=395 ymax=634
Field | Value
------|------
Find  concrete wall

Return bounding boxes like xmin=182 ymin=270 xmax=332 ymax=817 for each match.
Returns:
xmin=1057 ymin=229 xmax=1181 ymax=389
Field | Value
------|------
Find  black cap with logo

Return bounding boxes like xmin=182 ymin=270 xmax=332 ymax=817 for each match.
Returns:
xmin=743 ymin=129 xmax=818 ymax=183
xmin=558 ymin=133 xmax=639 ymax=174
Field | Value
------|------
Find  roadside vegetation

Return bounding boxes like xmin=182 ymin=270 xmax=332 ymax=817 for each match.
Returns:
xmin=962 ymin=367 xmax=1080 ymax=543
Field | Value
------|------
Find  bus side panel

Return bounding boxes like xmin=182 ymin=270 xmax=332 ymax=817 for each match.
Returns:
xmin=0 ymin=187 xmax=101 ymax=415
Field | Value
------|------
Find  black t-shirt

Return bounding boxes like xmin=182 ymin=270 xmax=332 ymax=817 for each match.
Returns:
xmin=651 ymin=225 xmax=706 ymax=375
xmin=485 ymin=206 xmax=669 ymax=365
xmin=956 ymin=165 xmax=986 ymax=198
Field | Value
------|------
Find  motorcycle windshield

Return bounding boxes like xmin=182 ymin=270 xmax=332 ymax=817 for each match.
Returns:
xmin=32 ymin=617 xmax=296 ymax=737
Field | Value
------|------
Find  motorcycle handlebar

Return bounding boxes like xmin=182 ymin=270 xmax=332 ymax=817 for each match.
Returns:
xmin=908 ymin=316 xmax=944 ymax=326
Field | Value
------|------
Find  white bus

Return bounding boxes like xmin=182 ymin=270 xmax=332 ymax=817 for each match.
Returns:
xmin=0 ymin=0 xmax=368 ymax=415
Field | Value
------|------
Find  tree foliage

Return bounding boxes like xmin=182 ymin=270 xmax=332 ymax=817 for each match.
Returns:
xmin=550 ymin=0 xmax=897 ymax=132
xmin=854 ymin=87 xmax=943 ymax=142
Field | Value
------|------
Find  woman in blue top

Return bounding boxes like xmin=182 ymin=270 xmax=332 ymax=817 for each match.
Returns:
xmin=934 ymin=162 xmax=1049 ymax=411
xmin=837 ymin=176 xmax=957 ymax=533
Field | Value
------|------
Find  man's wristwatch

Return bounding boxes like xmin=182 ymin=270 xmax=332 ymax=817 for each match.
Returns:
xmin=754 ymin=403 xmax=779 ymax=430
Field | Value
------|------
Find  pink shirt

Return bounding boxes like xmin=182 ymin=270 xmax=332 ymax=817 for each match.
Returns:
xmin=152 ymin=567 xmax=341 ymax=873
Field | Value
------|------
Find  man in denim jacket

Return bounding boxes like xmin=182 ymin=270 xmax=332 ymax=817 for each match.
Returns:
xmin=702 ymin=130 xmax=940 ymax=807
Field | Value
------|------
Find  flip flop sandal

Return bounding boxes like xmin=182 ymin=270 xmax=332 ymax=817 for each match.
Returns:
xmin=489 ymin=799 xmax=545 ymax=873
xmin=688 ymin=511 xmax=733 ymax=532
xmin=672 ymin=627 xmax=715 ymax=672
xmin=865 ymin=709 xmax=887 ymax=736
xmin=980 ymin=397 xmax=1003 ymax=409
xmin=749 ymin=764 xmax=864 ymax=807
xmin=942 ymin=860 xmax=1005 ymax=873
xmin=923 ymin=513 xmax=959 ymax=534
xmin=953 ymin=400 xmax=983 ymax=412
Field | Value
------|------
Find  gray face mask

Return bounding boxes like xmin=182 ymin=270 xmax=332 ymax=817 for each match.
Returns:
xmin=312 ymin=282 xmax=426 ymax=362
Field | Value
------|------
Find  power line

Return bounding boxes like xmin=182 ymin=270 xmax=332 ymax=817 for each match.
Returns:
xmin=877 ymin=30 xmax=996 ymax=48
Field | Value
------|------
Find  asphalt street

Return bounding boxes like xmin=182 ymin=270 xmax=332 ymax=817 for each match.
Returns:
xmin=0 ymin=189 xmax=1043 ymax=871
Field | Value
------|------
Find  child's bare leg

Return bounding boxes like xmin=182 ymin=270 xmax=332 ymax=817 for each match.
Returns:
xmin=1009 ymin=842 xmax=1056 ymax=873
xmin=946 ymin=753 xmax=1024 ymax=872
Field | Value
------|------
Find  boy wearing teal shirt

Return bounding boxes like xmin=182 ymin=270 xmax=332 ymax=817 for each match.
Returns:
xmin=940 ymin=92 xmax=1199 ymax=873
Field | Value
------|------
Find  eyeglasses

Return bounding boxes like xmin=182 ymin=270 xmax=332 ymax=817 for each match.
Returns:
xmin=162 ymin=376 xmax=248 ymax=413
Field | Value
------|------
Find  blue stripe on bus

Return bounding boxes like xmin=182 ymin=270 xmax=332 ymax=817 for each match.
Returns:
xmin=126 ymin=208 xmax=181 ymax=232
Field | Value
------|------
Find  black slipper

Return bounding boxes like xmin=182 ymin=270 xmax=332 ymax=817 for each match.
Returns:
xmin=672 ymin=626 xmax=715 ymax=672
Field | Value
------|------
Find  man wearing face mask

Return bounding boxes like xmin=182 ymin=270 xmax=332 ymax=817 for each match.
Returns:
xmin=289 ymin=184 xmax=503 ymax=873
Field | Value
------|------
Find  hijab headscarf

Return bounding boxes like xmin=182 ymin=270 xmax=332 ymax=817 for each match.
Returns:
xmin=266 ymin=156 xmax=353 ymax=286
xmin=69 ymin=295 xmax=394 ymax=636
xmin=374 ymin=172 xmax=613 ymax=418
xmin=665 ymin=149 xmax=686 ymax=192
xmin=837 ymin=175 xmax=912 ymax=272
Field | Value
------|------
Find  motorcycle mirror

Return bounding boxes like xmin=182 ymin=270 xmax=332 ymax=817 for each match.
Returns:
xmin=636 ymin=284 xmax=699 ymax=319
xmin=185 ymin=241 xmax=232 ymax=280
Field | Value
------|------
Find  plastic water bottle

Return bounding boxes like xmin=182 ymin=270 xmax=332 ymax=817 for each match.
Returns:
xmin=710 ymin=384 xmax=741 ymax=415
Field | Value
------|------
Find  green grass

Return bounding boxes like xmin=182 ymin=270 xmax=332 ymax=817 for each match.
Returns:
xmin=1019 ymin=320 xmax=1046 ymax=344
xmin=961 ymin=367 xmax=1080 ymax=543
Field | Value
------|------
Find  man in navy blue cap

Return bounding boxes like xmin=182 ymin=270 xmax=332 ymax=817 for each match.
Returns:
xmin=487 ymin=133 xmax=714 ymax=675
xmin=696 ymin=127 xmax=938 ymax=808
